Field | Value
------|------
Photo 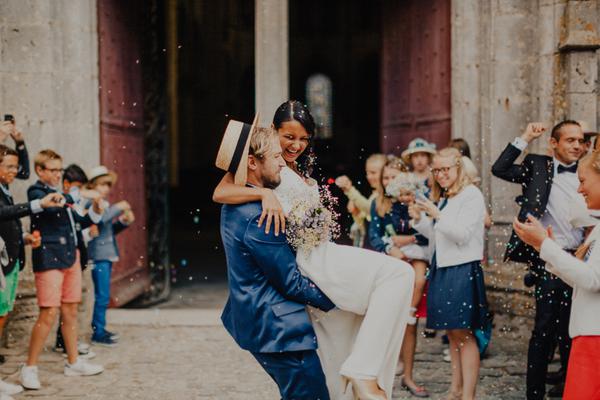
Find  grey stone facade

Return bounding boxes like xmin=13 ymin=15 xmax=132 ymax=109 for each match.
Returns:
xmin=452 ymin=0 xmax=600 ymax=315
xmin=0 ymin=0 xmax=99 ymax=342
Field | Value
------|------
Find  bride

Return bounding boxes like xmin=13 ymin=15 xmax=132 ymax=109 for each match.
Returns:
xmin=213 ymin=101 xmax=414 ymax=400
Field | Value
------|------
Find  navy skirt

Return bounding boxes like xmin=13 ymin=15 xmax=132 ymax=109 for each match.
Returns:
xmin=426 ymin=255 xmax=489 ymax=331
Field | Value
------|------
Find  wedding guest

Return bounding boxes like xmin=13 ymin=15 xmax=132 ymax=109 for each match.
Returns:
xmin=368 ymin=156 xmax=407 ymax=254
xmin=86 ymin=166 xmax=134 ymax=347
xmin=448 ymin=138 xmax=471 ymax=159
xmin=385 ymin=172 xmax=430 ymax=398
xmin=0 ymin=145 xmax=64 ymax=397
xmin=54 ymin=165 xmax=95 ymax=359
xmin=411 ymin=147 xmax=488 ymax=400
xmin=401 ymin=138 xmax=436 ymax=184
xmin=20 ymin=150 xmax=104 ymax=390
xmin=336 ymin=153 xmax=386 ymax=248
xmin=491 ymin=121 xmax=587 ymax=399
xmin=513 ymin=147 xmax=600 ymax=400
xmin=0 ymin=117 xmax=30 ymax=181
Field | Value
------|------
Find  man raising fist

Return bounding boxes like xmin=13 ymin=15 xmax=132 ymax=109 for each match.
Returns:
xmin=491 ymin=120 xmax=587 ymax=399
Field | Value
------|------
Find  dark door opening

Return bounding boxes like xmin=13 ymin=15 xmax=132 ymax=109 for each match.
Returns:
xmin=169 ymin=0 xmax=255 ymax=286
xmin=289 ymin=0 xmax=382 ymax=230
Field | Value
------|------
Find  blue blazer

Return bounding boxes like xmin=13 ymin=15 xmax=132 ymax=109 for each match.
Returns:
xmin=28 ymin=181 xmax=97 ymax=272
xmin=220 ymin=201 xmax=335 ymax=354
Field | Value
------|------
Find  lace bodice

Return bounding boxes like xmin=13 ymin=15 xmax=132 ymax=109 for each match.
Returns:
xmin=274 ymin=167 xmax=320 ymax=215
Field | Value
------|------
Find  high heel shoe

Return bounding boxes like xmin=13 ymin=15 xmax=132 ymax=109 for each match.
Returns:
xmin=341 ymin=376 xmax=386 ymax=400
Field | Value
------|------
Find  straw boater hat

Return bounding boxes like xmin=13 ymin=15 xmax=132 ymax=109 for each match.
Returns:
xmin=401 ymin=138 xmax=437 ymax=164
xmin=88 ymin=165 xmax=117 ymax=185
xmin=215 ymin=114 xmax=259 ymax=185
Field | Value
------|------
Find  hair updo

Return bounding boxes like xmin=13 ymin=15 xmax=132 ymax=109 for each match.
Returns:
xmin=272 ymin=100 xmax=317 ymax=176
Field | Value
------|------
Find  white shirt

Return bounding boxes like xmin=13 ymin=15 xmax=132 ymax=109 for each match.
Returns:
xmin=512 ymin=137 xmax=584 ymax=249
xmin=540 ymin=223 xmax=600 ymax=337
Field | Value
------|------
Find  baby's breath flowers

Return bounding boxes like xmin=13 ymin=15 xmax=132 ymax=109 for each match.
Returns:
xmin=385 ymin=172 xmax=428 ymax=199
xmin=286 ymin=185 xmax=340 ymax=253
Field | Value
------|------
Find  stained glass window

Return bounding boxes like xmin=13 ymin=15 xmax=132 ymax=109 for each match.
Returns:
xmin=306 ymin=74 xmax=333 ymax=139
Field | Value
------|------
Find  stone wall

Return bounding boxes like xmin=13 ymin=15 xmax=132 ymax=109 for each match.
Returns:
xmin=452 ymin=0 xmax=600 ymax=316
xmin=0 ymin=0 xmax=99 ymax=344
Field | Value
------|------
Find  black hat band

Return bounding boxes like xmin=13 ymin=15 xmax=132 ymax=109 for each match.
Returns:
xmin=227 ymin=122 xmax=252 ymax=175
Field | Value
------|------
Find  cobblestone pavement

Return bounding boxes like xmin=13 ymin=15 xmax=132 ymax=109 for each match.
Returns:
xmin=0 ymin=285 xmax=555 ymax=399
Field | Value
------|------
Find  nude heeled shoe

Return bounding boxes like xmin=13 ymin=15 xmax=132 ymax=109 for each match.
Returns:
xmin=342 ymin=376 xmax=387 ymax=400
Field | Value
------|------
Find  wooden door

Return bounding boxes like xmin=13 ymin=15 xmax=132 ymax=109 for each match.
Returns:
xmin=381 ymin=0 xmax=451 ymax=152
xmin=97 ymin=0 xmax=150 ymax=306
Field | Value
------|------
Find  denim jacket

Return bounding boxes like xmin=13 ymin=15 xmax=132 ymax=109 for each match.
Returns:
xmin=87 ymin=204 xmax=129 ymax=262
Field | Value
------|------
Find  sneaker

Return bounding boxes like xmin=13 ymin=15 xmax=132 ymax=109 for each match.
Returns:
xmin=0 ymin=379 xmax=23 ymax=395
xmin=104 ymin=330 xmax=120 ymax=341
xmin=61 ymin=349 xmax=97 ymax=360
xmin=91 ymin=333 xmax=118 ymax=347
xmin=19 ymin=365 xmax=41 ymax=390
xmin=64 ymin=358 xmax=104 ymax=377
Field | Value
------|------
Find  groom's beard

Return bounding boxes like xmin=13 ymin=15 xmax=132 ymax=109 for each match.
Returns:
xmin=262 ymin=174 xmax=281 ymax=190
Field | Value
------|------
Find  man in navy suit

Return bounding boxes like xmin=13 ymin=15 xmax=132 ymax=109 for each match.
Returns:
xmin=217 ymin=123 xmax=335 ymax=400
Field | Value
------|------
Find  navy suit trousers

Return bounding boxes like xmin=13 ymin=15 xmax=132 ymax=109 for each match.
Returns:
xmin=251 ymin=350 xmax=330 ymax=400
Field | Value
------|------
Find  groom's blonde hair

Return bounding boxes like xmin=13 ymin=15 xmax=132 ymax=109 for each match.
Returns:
xmin=249 ymin=127 xmax=278 ymax=161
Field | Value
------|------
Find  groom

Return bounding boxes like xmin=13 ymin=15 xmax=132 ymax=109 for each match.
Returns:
xmin=216 ymin=120 xmax=335 ymax=400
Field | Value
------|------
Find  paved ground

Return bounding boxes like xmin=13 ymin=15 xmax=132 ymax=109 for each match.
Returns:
xmin=0 ymin=284 xmax=557 ymax=399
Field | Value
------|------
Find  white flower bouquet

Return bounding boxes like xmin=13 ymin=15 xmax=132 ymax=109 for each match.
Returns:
xmin=286 ymin=186 xmax=340 ymax=253
xmin=385 ymin=172 xmax=428 ymax=199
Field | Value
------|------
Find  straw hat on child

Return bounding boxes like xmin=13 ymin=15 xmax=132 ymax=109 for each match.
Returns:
xmin=401 ymin=138 xmax=437 ymax=164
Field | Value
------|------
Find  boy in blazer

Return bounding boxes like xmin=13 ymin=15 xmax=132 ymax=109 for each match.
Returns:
xmin=0 ymin=145 xmax=63 ymax=396
xmin=20 ymin=150 xmax=105 ymax=390
xmin=54 ymin=164 xmax=96 ymax=359
xmin=491 ymin=121 xmax=586 ymax=400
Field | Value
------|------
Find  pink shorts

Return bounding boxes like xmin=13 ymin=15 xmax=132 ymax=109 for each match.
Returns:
xmin=34 ymin=252 xmax=82 ymax=307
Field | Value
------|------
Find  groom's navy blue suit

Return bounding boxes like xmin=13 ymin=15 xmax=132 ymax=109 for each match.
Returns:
xmin=221 ymin=201 xmax=335 ymax=400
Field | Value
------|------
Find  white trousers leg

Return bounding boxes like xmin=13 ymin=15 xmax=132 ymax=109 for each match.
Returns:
xmin=339 ymin=258 xmax=415 ymax=398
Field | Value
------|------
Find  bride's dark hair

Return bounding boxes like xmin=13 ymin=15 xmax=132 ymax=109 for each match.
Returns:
xmin=272 ymin=100 xmax=316 ymax=177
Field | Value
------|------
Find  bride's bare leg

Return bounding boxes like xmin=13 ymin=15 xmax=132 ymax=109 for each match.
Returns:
xmin=340 ymin=258 xmax=415 ymax=397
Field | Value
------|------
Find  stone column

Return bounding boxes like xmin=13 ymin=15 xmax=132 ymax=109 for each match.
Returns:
xmin=255 ymin=0 xmax=289 ymax=125
xmin=559 ymin=1 xmax=600 ymax=128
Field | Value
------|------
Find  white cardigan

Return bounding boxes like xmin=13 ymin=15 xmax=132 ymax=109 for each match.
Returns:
xmin=540 ymin=223 xmax=600 ymax=338
xmin=413 ymin=184 xmax=485 ymax=268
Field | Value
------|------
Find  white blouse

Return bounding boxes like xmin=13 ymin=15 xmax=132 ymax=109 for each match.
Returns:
xmin=412 ymin=184 xmax=485 ymax=268
xmin=540 ymin=223 xmax=600 ymax=338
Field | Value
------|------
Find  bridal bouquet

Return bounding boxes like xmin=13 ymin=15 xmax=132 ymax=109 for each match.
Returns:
xmin=286 ymin=186 xmax=340 ymax=253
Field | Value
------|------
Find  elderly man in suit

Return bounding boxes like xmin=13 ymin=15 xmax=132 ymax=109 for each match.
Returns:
xmin=492 ymin=121 xmax=587 ymax=399
xmin=216 ymin=122 xmax=335 ymax=400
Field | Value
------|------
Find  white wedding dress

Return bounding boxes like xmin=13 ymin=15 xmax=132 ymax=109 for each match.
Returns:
xmin=274 ymin=166 xmax=415 ymax=400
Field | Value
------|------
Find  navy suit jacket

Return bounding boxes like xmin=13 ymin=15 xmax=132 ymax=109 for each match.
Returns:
xmin=220 ymin=201 xmax=335 ymax=354
xmin=28 ymin=181 xmax=97 ymax=272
